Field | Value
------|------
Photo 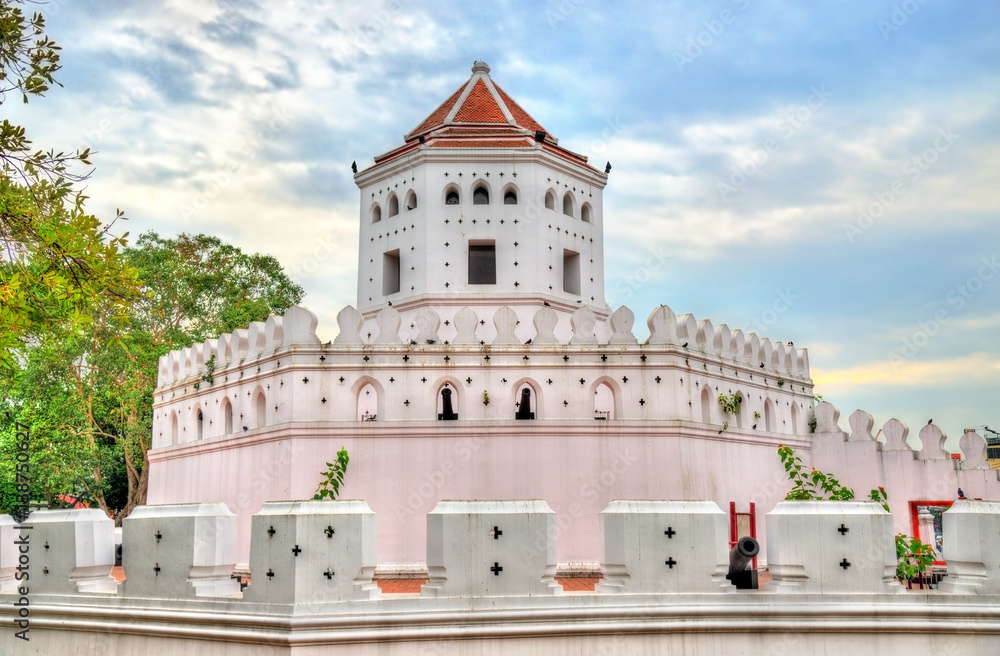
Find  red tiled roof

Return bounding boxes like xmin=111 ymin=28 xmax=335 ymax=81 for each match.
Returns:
xmin=452 ymin=79 xmax=508 ymax=123
xmin=493 ymin=82 xmax=545 ymax=134
xmin=367 ymin=63 xmax=598 ymax=173
xmin=409 ymin=83 xmax=466 ymax=136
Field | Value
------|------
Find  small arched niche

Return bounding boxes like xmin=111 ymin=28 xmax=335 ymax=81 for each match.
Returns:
xmin=700 ymin=387 xmax=712 ymax=424
xmin=581 ymin=203 xmax=592 ymax=223
xmin=252 ymin=389 xmax=267 ymax=429
xmin=194 ymin=405 xmax=204 ymax=440
xmin=371 ymin=203 xmax=382 ymax=223
xmin=503 ymin=187 xmax=518 ymax=205
xmin=405 ymin=190 xmax=417 ymax=211
xmin=515 ymin=381 xmax=537 ymax=420
xmin=734 ymin=392 xmax=746 ymax=429
xmin=437 ymin=382 xmax=459 ymax=420
xmin=764 ymin=398 xmax=775 ymax=432
xmin=221 ymin=397 xmax=233 ymax=434
xmin=544 ymin=189 xmax=556 ymax=210
xmin=445 ymin=186 xmax=460 ymax=205
xmin=562 ymin=192 xmax=574 ymax=218
xmin=170 ymin=411 xmax=179 ymax=444
xmin=594 ymin=382 xmax=614 ymax=420
xmin=357 ymin=382 xmax=378 ymax=421
xmin=387 ymin=194 xmax=399 ymax=217
xmin=790 ymin=403 xmax=800 ymax=435
xmin=472 ymin=183 xmax=489 ymax=205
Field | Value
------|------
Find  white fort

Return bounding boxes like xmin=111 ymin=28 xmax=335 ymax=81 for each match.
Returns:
xmin=5 ymin=61 xmax=997 ymax=655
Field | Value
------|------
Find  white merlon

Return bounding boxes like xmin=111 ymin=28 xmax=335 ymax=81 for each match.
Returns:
xmin=21 ymin=509 xmax=117 ymax=595
xmin=122 ymin=503 xmax=241 ymax=599
xmin=597 ymin=500 xmax=731 ymax=594
xmin=422 ymin=500 xmax=562 ymax=597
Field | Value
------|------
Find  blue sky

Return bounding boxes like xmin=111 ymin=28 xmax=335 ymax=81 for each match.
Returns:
xmin=13 ymin=0 xmax=999 ymax=450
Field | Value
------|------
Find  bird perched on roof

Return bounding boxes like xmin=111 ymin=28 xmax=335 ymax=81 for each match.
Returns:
xmin=605 ymin=161 xmax=612 ymax=174
xmin=543 ymin=301 xmax=551 ymax=306
xmin=351 ymin=161 xmax=358 ymax=174
xmin=927 ymin=419 xmax=933 ymax=425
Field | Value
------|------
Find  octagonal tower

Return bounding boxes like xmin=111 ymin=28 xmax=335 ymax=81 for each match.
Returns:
xmin=354 ymin=61 xmax=609 ymax=343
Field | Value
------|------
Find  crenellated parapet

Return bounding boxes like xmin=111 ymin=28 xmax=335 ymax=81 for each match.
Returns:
xmin=150 ymin=303 xmax=813 ymax=448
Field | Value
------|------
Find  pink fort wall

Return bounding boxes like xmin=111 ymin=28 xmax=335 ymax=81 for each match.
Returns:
xmin=147 ymin=423 xmax=805 ymax=568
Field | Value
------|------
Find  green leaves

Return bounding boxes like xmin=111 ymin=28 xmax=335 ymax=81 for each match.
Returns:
xmin=126 ymin=232 xmax=304 ymax=344
xmin=718 ymin=392 xmax=742 ymax=416
xmin=777 ymin=445 xmax=855 ymax=501
xmin=869 ymin=486 xmax=890 ymax=513
xmin=313 ymin=448 xmax=350 ymax=501
xmin=895 ymin=533 xmax=935 ymax=582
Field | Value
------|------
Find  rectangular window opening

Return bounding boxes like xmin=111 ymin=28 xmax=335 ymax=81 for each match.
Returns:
xmin=563 ymin=249 xmax=581 ymax=295
xmin=469 ymin=241 xmax=496 ymax=285
xmin=383 ymin=250 xmax=400 ymax=295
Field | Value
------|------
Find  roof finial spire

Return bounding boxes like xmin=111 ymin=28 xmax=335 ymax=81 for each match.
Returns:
xmin=471 ymin=60 xmax=490 ymax=75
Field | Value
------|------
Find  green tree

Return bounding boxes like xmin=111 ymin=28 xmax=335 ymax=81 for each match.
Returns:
xmin=0 ymin=0 xmax=139 ymax=377
xmin=1 ymin=233 xmax=304 ymax=523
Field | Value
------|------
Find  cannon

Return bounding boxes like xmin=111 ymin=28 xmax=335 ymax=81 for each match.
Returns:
xmin=726 ymin=536 xmax=760 ymax=589
xmin=515 ymin=388 xmax=535 ymax=420
xmin=438 ymin=387 xmax=458 ymax=420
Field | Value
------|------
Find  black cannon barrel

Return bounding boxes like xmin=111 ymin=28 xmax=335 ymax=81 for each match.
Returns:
xmin=516 ymin=388 xmax=534 ymax=420
xmin=728 ymin=536 xmax=760 ymax=577
xmin=438 ymin=388 xmax=458 ymax=420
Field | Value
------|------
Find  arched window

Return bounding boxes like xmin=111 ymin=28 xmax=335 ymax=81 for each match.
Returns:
xmin=254 ymin=391 xmax=266 ymax=429
xmin=764 ymin=399 xmax=775 ymax=432
xmin=437 ymin=383 xmax=458 ymax=420
xmin=387 ymin=194 xmax=399 ymax=217
xmin=371 ymin=204 xmax=381 ymax=223
xmin=194 ymin=406 xmax=203 ymax=440
xmin=405 ymin=190 xmax=417 ymax=211
xmin=700 ymin=387 xmax=712 ymax=423
xmin=221 ymin=397 xmax=233 ymax=434
xmin=473 ymin=185 xmax=489 ymax=205
xmin=445 ymin=190 xmax=460 ymax=205
xmin=594 ymin=382 xmax=614 ymax=420
xmin=515 ymin=382 xmax=536 ymax=420
xmin=562 ymin=192 xmax=574 ymax=218
xmin=581 ymin=203 xmax=592 ymax=223
xmin=544 ymin=190 xmax=556 ymax=210
xmin=504 ymin=190 xmax=517 ymax=205
xmin=734 ymin=392 xmax=746 ymax=429
xmin=357 ymin=383 xmax=378 ymax=421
